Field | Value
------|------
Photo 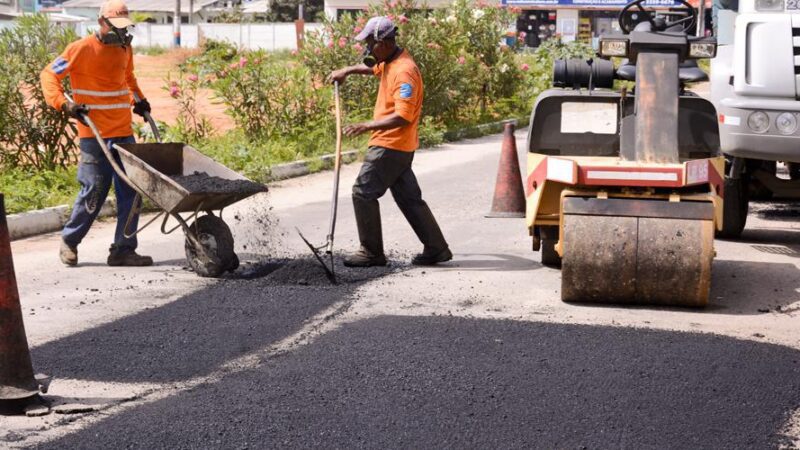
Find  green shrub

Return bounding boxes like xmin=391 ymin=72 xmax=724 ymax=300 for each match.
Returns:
xmin=0 ymin=166 xmax=78 ymax=214
xmin=0 ymin=14 xmax=79 ymax=170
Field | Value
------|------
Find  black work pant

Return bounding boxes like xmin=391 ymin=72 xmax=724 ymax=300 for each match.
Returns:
xmin=352 ymin=146 xmax=448 ymax=254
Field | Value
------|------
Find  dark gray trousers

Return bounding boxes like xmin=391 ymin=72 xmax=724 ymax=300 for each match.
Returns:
xmin=352 ymin=146 xmax=448 ymax=255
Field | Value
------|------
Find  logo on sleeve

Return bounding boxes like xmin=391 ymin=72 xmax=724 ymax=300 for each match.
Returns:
xmin=51 ymin=57 xmax=69 ymax=75
xmin=399 ymin=83 xmax=413 ymax=99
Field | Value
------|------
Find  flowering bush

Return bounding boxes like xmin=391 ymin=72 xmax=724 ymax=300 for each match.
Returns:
xmin=162 ymin=70 xmax=214 ymax=142
xmin=300 ymin=0 xmax=525 ymax=126
xmin=181 ymin=45 xmax=333 ymax=141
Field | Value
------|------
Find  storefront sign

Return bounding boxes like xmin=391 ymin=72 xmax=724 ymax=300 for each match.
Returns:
xmin=503 ymin=0 xmax=682 ymax=7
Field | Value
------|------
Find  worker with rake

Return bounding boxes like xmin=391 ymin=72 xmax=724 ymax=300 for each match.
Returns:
xmin=329 ymin=16 xmax=452 ymax=267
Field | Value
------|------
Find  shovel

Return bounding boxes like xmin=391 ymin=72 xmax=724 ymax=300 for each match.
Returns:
xmin=297 ymin=81 xmax=343 ymax=284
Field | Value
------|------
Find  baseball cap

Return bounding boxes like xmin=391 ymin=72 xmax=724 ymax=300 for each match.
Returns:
xmin=100 ymin=0 xmax=134 ymax=28
xmin=355 ymin=16 xmax=397 ymax=41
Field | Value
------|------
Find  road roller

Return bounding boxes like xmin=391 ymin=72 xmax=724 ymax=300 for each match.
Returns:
xmin=525 ymin=0 xmax=724 ymax=306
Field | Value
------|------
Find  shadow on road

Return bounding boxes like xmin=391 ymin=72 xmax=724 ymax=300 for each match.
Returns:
xmin=40 ymin=316 xmax=800 ymax=449
xmin=30 ymin=257 xmax=404 ymax=384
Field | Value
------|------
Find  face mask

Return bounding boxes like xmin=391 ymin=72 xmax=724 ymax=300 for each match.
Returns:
xmin=362 ymin=45 xmax=377 ymax=68
xmin=99 ymin=18 xmax=133 ymax=47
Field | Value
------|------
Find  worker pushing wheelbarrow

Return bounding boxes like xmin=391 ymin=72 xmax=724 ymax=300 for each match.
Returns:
xmin=71 ymin=91 xmax=266 ymax=277
xmin=40 ymin=0 xmax=265 ymax=277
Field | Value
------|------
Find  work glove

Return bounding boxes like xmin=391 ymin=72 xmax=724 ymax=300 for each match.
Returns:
xmin=62 ymin=101 xmax=89 ymax=126
xmin=133 ymin=98 xmax=151 ymax=118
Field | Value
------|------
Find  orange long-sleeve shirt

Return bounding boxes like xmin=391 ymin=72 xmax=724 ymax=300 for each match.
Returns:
xmin=41 ymin=34 xmax=144 ymax=139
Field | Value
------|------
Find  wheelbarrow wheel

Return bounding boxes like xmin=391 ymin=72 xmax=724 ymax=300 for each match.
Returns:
xmin=184 ymin=214 xmax=237 ymax=278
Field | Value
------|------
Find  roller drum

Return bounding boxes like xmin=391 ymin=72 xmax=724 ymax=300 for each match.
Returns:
xmin=561 ymin=213 xmax=714 ymax=307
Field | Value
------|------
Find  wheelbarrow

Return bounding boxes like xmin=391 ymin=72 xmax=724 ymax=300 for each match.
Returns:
xmin=66 ymin=93 xmax=267 ymax=277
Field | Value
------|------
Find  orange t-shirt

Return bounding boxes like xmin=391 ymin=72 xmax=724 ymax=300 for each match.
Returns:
xmin=369 ymin=50 xmax=423 ymax=152
xmin=40 ymin=35 xmax=144 ymax=139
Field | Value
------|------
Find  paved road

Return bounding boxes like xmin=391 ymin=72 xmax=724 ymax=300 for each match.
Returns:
xmin=3 ymin=134 xmax=800 ymax=448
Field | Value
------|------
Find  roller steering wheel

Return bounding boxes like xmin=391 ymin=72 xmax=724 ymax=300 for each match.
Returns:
xmin=619 ymin=0 xmax=697 ymax=34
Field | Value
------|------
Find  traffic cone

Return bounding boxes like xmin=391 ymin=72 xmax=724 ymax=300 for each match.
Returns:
xmin=0 ymin=193 xmax=39 ymax=401
xmin=486 ymin=121 xmax=526 ymax=218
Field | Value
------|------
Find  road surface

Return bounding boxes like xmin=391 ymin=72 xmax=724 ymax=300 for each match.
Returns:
xmin=2 ymin=133 xmax=799 ymax=449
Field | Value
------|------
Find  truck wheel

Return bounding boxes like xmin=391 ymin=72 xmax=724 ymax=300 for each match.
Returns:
xmin=718 ymin=175 xmax=749 ymax=239
xmin=540 ymin=226 xmax=561 ymax=267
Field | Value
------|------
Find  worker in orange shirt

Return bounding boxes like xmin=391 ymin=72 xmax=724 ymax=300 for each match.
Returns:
xmin=41 ymin=0 xmax=153 ymax=267
xmin=329 ymin=16 xmax=452 ymax=267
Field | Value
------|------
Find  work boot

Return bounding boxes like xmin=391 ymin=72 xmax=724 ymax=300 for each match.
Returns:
xmin=107 ymin=246 xmax=153 ymax=267
xmin=412 ymin=246 xmax=453 ymax=266
xmin=60 ymin=241 xmax=78 ymax=266
xmin=395 ymin=197 xmax=451 ymax=265
xmin=344 ymin=196 xmax=387 ymax=268
xmin=343 ymin=247 xmax=388 ymax=267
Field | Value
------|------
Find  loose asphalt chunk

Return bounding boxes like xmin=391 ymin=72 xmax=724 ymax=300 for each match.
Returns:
xmin=38 ymin=316 xmax=800 ymax=449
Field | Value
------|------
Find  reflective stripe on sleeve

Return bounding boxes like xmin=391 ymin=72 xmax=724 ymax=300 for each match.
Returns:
xmin=85 ymin=103 xmax=131 ymax=110
xmin=74 ymin=89 xmax=130 ymax=97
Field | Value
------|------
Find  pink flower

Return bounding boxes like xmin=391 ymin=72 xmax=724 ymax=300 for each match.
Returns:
xmin=291 ymin=49 xmax=298 ymax=56
xmin=219 ymin=70 xmax=227 ymax=78
xmin=239 ymin=57 xmax=248 ymax=68
xmin=187 ymin=74 xmax=199 ymax=82
xmin=229 ymin=62 xmax=239 ymax=69
xmin=398 ymin=15 xmax=408 ymax=24
xmin=353 ymin=43 xmax=364 ymax=52
xmin=338 ymin=37 xmax=347 ymax=48
xmin=327 ymin=40 xmax=334 ymax=48
xmin=429 ymin=17 xmax=438 ymax=25
xmin=389 ymin=1 xmax=398 ymax=8
xmin=353 ymin=26 xmax=363 ymax=34
xmin=357 ymin=16 xmax=367 ymax=25
xmin=457 ymin=56 xmax=466 ymax=65
xmin=169 ymin=86 xmax=180 ymax=98
xmin=520 ymin=63 xmax=529 ymax=71
xmin=519 ymin=31 xmax=526 ymax=39
xmin=426 ymin=42 xmax=440 ymax=50
xmin=386 ymin=14 xmax=394 ymax=21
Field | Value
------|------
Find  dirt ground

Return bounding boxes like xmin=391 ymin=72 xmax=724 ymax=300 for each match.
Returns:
xmin=133 ymin=50 xmax=235 ymax=133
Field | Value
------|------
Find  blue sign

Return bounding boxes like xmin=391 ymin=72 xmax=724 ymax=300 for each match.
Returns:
xmin=503 ymin=0 xmax=681 ymax=6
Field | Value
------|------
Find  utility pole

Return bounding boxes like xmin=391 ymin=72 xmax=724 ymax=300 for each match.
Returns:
xmin=174 ymin=0 xmax=181 ymax=47
xmin=295 ymin=3 xmax=305 ymax=50
xmin=189 ymin=0 xmax=194 ymax=24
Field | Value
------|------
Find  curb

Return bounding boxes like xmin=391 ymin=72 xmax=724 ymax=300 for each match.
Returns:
xmin=267 ymin=150 xmax=361 ymax=181
xmin=9 ymin=198 xmax=116 ymax=241
xmin=8 ymin=117 xmax=526 ymax=241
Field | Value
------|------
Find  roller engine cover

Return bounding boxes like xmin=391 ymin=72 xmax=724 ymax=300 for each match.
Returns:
xmin=553 ymin=58 xmax=615 ymax=90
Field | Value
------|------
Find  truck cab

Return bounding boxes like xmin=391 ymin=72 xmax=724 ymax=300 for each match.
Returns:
xmin=710 ymin=0 xmax=800 ymax=236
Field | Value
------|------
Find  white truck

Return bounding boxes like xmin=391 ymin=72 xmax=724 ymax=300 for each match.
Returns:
xmin=710 ymin=1 xmax=800 ymax=237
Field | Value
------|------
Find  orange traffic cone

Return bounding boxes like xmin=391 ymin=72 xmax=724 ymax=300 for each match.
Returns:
xmin=0 ymin=193 xmax=39 ymax=401
xmin=486 ymin=121 xmax=526 ymax=218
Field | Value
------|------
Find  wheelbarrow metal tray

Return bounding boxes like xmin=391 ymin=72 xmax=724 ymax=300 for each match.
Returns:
xmin=114 ymin=143 xmax=265 ymax=214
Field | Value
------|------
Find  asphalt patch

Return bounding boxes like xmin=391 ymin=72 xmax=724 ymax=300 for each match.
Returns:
xmin=40 ymin=317 xmax=800 ymax=449
xmin=30 ymin=257 xmax=401 ymax=384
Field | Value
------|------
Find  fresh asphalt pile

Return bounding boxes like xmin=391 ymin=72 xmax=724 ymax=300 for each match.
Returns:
xmin=170 ymin=172 xmax=266 ymax=195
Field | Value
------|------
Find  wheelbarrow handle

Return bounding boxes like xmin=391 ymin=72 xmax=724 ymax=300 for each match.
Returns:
xmin=64 ymin=92 xmax=150 ymax=213
xmin=133 ymin=92 xmax=162 ymax=143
